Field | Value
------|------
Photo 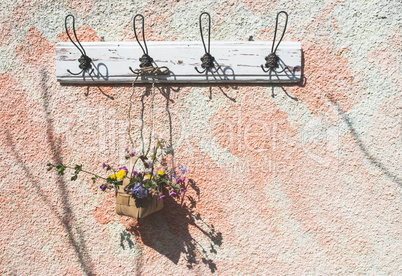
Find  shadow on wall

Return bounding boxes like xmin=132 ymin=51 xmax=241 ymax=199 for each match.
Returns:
xmin=327 ymin=95 xmax=402 ymax=188
xmin=4 ymin=69 xmax=95 ymax=275
xmin=269 ymin=49 xmax=306 ymax=100
xmin=85 ymin=86 xmax=115 ymax=100
xmin=124 ymin=179 xmax=222 ymax=273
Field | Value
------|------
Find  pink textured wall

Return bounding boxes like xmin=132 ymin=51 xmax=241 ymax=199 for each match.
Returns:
xmin=1 ymin=0 xmax=401 ymax=275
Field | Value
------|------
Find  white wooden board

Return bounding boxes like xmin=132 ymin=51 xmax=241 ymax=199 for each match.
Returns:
xmin=56 ymin=41 xmax=302 ymax=84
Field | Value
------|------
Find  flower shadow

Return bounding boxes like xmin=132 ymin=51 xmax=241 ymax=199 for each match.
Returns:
xmin=124 ymin=179 xmax=221 ymax=273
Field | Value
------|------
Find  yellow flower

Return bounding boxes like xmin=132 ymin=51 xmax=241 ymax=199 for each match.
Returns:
xmin=109 ymin=174 xmax=116 ymax=180
xmin=144 ymin=174 xmax=153 ymax=180
xmin=158 ymin=170 xmax=165 ymax=175
xmin=117 ymin=169 xmax=126 ymax=181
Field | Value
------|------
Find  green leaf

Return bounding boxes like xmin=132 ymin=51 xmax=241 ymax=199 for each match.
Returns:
xmin=169 ymin=183 xmax=181 ymax=189
xmin=91 ymin=177 xmax=97 ymax=184
xmin=71 ymin=175 xmax=78 ymax=181
xmin=47 ymin=167 xmax=52 ymax=171
xmin=56 ymin=165 xmax=66 ymax=175
xmin=73 ymin=164 xmax=82 ymax=175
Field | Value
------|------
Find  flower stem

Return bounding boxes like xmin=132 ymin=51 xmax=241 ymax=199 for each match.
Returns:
xmin=57 ymin=164 xmax=107 ymax=180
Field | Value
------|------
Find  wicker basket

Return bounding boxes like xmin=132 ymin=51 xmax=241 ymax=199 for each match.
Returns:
xmin=115 ymin=156 xmax=164 ymax=219
xmin=115 ymin=177 xmax=164 ymax=219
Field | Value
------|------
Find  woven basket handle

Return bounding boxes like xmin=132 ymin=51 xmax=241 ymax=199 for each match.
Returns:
xmin=127 ymin=155 xmax=141 ymax=175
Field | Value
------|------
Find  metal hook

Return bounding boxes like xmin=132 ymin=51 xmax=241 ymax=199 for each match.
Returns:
xmin=261 ymin=11 xmax=289 ymax=73
xmin=65 ymin=15 xmax=93 ymax=75
xmin=195 ymin=12 xmax=221 ymax=74
xmin=129 ymin=14 xmax=153 ymax=73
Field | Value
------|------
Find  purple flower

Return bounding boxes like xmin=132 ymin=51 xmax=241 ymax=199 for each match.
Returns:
xmin=169 ymin=191 xmax=177 ymax=196
xmin=180 ymin=189 xmax=187 ymax=194
xmin=129 ymin=183 xmax=148 ymax=199
xmin=125 ymin=148 xmax=136 ymax=158
xmin=178 ymin=165 xmax=187 ymax=174
xmin=176 ymin=177 xmax=185 ymax=185
xmin=157 ymin=195 xmax=165 ymax=200
xmin=100 ymin=185 xmax=107 ymax=191
xmin=132 ymin=170 xmax=138 ymax=176
xmin=102 ymin=162 xmax=107 ymax=169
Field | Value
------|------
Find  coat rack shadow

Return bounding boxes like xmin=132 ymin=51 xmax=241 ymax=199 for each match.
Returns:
xmin=267 ymin=48 xmax=305 ymax=100
xmin=88 ymin=62 xmax=109 ymax=81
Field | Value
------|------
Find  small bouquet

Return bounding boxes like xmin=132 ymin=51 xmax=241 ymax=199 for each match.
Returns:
xmin=47 ymin=139 xmax=187 ymax=218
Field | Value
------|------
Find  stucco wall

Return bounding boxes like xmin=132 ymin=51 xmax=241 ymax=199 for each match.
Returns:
xmin=1 ymin=0 xmax=401 ymax=275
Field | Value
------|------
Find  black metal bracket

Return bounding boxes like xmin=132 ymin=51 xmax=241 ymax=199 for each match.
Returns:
xmin=65 ymin=15 xmax=94 ymax=76
xmin=195 ymin=12 xmax=221 ymax=74
xmin=129 ymin=14 xmax=154 ymax=74
xmin=261 ymin=11 xmax=291 ymax=74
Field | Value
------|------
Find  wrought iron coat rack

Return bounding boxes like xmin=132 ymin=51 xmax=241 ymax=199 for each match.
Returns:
xmin=57 ymin=12 xmax=302 ymax=85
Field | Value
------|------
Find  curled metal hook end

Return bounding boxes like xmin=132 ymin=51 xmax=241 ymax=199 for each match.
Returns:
xmin=67 ymin=54 xmax=94 ymax=75
xmin=261 ymin=64 xmax=292 ymax=74
xmin=129 ymin=66 xmax=141 ymax=75
xmin=195 ymin=66 xmax=206 ymax=74
xmin=67 ymin=68 xmax=94 ymax=76
xmin=67 ymin=69 xmax=85 ymax=76
xmin=261 ymin=65 xmax=269 ymax=73
xmin=195 ymin=64 xmax=222 ymax=74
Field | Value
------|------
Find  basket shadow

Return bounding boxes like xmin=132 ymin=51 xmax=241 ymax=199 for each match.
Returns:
xmin=124 ymin=180 xmax=221 ymax=273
